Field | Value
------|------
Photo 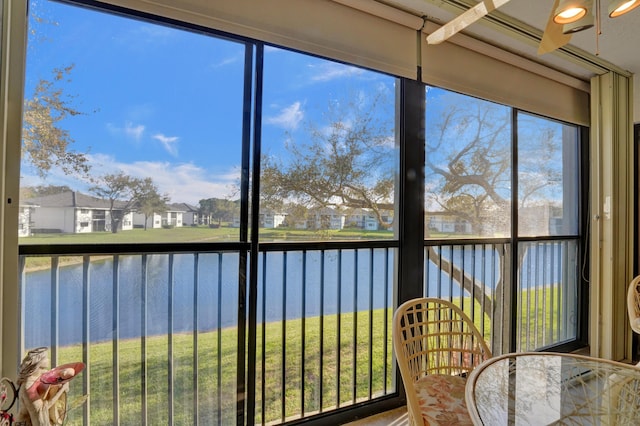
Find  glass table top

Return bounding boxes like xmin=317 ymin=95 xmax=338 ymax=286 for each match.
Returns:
xmin=465 ymin=352 xmax=640 ymax=425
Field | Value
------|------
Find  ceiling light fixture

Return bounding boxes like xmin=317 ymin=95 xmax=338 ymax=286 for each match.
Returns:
xmin=608 ymin=0 xmax=640 ymax=17
xmin=563 ymin=0 xmax=595 ymax=32
xmin=428 ymin=0 xmax=640 ymax=55
xmin=553 ymin=0 xmax=589 ymax=23
xmin=563 ymin=10 xmax=595 ymax=32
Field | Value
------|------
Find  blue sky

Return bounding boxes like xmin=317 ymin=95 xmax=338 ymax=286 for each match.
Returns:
xmin=21 ymin=0 xmax=568 ymax=212
xmin=21 ymin=0 xmax=396 ymax=205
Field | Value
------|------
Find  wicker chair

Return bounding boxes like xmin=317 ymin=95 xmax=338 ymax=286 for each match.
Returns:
xmin=393 ymin=298 xmax=491 ymax=426
xmin=627 ymin=275 xmax=640 ymax=334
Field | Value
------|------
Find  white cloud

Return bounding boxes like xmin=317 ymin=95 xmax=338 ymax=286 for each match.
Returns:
xmin=265 ymin=102 xmax=304 ymax=130
xmin=211 ymin=52 xmax=243 ymax=68
xmin=264 ymin=45 xmax=282 ymax=53
xmin=107 ymin=121 xmax=145 ymax=142
xmin=153 ymin=133 xmax=179 ymax=156
xmin=137 ymin=25 xmax=174 ymax=39
xmin=21 ymin=154 xmax=239 ymax=205
xmin=126 ymin=103 xmax=155 ymax=122
xmin=309 ymin=63 xmax=364 ymax=82
xmin=114 ymin=24 xmax=175 ymax=48
xmin=125 ymin=122 xmax=145 ymax=141
xmin=121 ymin=161 xmax=238 ymax=204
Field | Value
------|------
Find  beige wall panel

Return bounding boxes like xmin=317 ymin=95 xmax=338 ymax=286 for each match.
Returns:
xmin=1 ymin=0 xmax=28 ymax=378
xmin=635 ymin=74 xmax=640 ymax=123
xmin=97 ymin=0 xmax=419 ymax=79
xmin=590 ymin=72 xmax=634 ymax=361
xmin=421 ymin=41 xmax=590 ymax=126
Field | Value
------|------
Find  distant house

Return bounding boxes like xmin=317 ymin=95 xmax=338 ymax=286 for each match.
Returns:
xmin=426 ymin=213 xmax=472 ymax=234
xmin=345 ymin=208 xmax=394 ymax=231
xmin=232 ymin=211 xmax=286 ymax=229
xmin=24 ymin=191 xmax=133 ymax=234
xmin=161 ymin=204 xmax=187 ymax=227
xmin=18 ymin=203 xmax=38 ymax=237
xmin=313 ymin=208 xmax=345 ymax=230
xmin=132 ymin=211 xmax=159 ymax=229
xmin=519 ymin=204 xmax=564 ymax=235
xmin=174 ymin=203 xmax=199 ymax=226
xmin=132 ymin=203 xmax=187 ymax=229
xmin=259 ymin=211 xmax=287 ymax=228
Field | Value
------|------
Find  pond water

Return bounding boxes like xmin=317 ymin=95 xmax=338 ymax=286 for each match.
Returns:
xmin=21 ymin=244 xmax=559 ymax=348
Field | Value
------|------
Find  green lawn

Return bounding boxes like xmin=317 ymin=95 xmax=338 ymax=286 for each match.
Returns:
xmin=20 ymin=225 xmax=397 ymax=246
xmin=42 ymin=289 xmax=566 ymax=425
xmin=57 ymin=309 xmax=395 ymax=425
xmin=21 ymin=226 xmax=242 ymax=245
xmin=19 ymin=225 xmax=396 ymax=271
xmin=19 ymin=228 xmax=571 ymax=423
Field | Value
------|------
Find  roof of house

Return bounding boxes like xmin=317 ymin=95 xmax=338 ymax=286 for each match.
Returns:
xmin=24 ymin=191 xmax=128 ymax=210
xmin=19 ymin=201 xmax=40 ymax=207
xmin=173 ymin=202 xmax=198 ymax=212
xmin=166 ymin=202 xmax=195 ymax=213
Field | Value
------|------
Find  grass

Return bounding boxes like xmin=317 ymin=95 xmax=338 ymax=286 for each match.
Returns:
xmin=20 ymin=225 xmax=397 ymax=271
xmin=21 ymin=226 xmax=243 ymax=245
xmin=42 ymin=288 xmax=568 ymax=425
xmin=518 ymin=282 xmax=572 ymax=350
xmin=57 ymin=309 xmax=395 ymax=425
xmin=20 ymin=225 xmax=397 ymax=246
xmin=19 ymin=230 xmax=571 ymax=423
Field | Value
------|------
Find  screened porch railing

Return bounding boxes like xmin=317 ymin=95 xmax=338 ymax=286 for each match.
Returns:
xmin=17 ymin=238 xmax=579 ymax=424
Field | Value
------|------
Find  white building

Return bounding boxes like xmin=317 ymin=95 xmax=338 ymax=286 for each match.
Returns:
xmin=312 ymin=208 xmax=346 ymax=230
xmin=345 ymin=208 xmax=394 ymax=231
xmin=132 ymin=203 xmax=187 ymax=229
xmin=259 ymin=211 xmax=287 ymax=228
xmin=18 ymin=204 xmax=37 ymax=237
xmin=426 ymin=214 xmax=473 ymax=234
xmin=24 ymin=191 xmax=134 ymax=234
xmin=175 ymin=203 xmax=199 ymax=226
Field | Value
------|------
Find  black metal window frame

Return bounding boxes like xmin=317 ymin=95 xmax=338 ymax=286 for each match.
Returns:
xmin=18 ymin=1 xmax=590 ymax=425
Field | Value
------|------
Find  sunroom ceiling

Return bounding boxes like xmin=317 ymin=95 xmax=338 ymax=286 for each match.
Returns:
xmin=382 ymin=0 xmax=640 ymax=81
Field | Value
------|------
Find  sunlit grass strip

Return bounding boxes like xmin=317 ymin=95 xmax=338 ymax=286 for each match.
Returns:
xmin=21 ymin=225 xmax=397 ymax=271
xmin=51 ymin=288 xmax=567 ymax=424
xmin=56 ymin=309 xmax=394 ymax=425
xmin=518 ymin=282 xmax=570 ymax=350
xmin=20 ymin=225 xmax=397 ymax=247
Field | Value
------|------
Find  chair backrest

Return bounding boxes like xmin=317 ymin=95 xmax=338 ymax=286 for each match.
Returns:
xmin=627 ymin=275 xmax=640 ymax=334
xmin=393 ymin=297 xmax=491 ymax=384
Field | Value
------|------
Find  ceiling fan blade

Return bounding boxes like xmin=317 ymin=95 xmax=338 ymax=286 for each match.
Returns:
xmin=426 ymin=0 xmax=512 ymax=45
xmin=538 ymin=0 xmax=572 ymax=54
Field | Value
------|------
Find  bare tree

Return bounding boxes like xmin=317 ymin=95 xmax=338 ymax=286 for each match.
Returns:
xmin=426 ymin=95 xmax=512 ymax=235
xmin=261 ymin=91 xmax=395 ymax=228
xmin=425 ymin=92 xmax=565 ymax=350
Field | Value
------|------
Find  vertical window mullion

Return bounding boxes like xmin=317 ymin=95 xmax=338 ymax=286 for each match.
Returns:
xmin=141 ymin=254 xmax=148 ymax=426
xmin=301 ymin=251 xmax=307 ymax=416
xmin=246 ymin=40 xmax=264 ymax=425
xmin=510 ymin=109 xmax=519 ymax=353
xmin=192 ymin=253 xmax=199 ymax=425
xmin=398 ymin=77 xmax=425 ymax=303
xmin=82 ymin=255 xmax=91 ymax=425
xmin=112 ymin=255 xmax=120 ymax=425
xmin=238 ymin=39 xmax=259 ymax=426
xmin=168 ymin=253 xmax=175 ymax=424
xmin=50 ymin=256 xmax=60 ymax=364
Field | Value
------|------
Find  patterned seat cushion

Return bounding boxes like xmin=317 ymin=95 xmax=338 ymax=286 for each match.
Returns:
xmin=414 ymin=374 xmax=473 ymax=426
